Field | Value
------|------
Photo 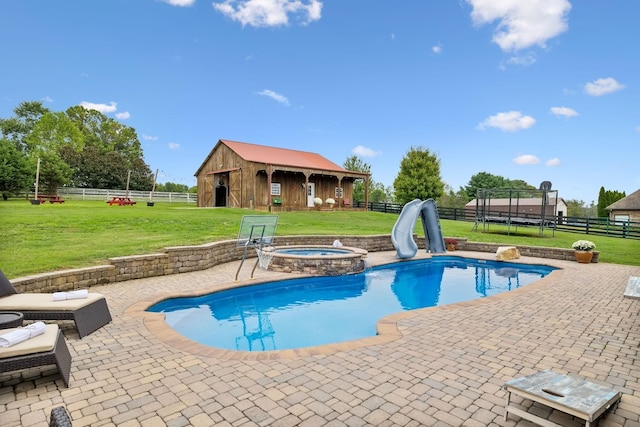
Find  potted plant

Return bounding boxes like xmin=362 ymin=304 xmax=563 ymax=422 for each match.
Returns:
xmin=313 ymin=197 xmax=323 ymax=210
xmin=325 ymin=197 xmax=335 ymax=209
xmin=572 ymin=240 xmax=595 ymax=263
xmin=445 ymin=238 xmax=458 ymax=251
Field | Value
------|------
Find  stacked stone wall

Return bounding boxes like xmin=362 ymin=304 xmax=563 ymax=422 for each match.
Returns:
xmin=9 ymin=235 xmax=597 ymax=293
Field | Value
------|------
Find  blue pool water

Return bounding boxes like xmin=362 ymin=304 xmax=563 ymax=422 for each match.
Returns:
xmin=147 ymin=257 xmax=555 ymax=351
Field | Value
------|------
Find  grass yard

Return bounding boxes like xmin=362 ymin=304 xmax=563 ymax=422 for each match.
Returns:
xmin=1 ymin=199 xmax=638 ymax=278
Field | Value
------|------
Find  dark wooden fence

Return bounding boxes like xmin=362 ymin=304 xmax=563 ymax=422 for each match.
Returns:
xmin=354 ymin=202 xmax=640 ymax=240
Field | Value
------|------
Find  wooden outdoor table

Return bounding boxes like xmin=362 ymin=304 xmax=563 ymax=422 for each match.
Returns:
xmin=504 ymin=370 xmax=621 ymax=427
xmin=107 ymin=197 xmax=136 ymax=206
xmin=37 ymin=195 xmax=65 ymax=203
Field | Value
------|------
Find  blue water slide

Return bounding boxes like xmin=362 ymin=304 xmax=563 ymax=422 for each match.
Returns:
xmin=391 ymin=199 xmax=422 ymax=258
xmin=419 ymin=199 xmax=446 ymax=253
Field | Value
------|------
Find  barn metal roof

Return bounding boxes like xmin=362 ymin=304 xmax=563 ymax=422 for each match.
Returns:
xmin=195 ymin=139 xmax=368 ymax=177
xmin=221 ymin=139 xmax=347 ymax=172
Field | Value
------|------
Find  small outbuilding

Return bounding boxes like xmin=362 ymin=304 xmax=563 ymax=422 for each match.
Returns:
xmin=195 ymin=139 xmax=369 ymax=210
xmin=606 ymin=189 xmax=640 ymax=222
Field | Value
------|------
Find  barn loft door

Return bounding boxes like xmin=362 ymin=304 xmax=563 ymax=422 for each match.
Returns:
xmin=229 ymin=170 xmax=241 ymax=207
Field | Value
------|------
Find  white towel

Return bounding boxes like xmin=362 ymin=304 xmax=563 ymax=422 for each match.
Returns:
xmin=0 ymin=321 xmax=46 ymax=347
xmin=52 ymin=289 xmax=88 ymax=301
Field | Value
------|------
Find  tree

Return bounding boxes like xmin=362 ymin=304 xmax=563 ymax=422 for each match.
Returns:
xmin=436 ymin=184 xmax=468 ymax=209
xmin=343 ymin=155 xmax=371 ymax=202
xmin=566 ymin=199 xmax=597 ymax=218
xmin=157 ymin=182 xmax=191 ymax=192
xmin=0 ymin=101 xmax=49 ymax=151
xmin=464 ymin=172 xmax=506 ymax=200
xmin=464 ymin=172 xmax=536 ymax=200
xmin=0 ymin=138 xmax=32 ymax=198
xmin=597 ymin=187 xmax=626 ymax=217
xmin=25 ymin=112 xmax=84 ymax=193
xmin=65 ymin=106 xmax=152 ymax=190
xmin=370 ymin=182 xmax=394 ymax=203
xmin=393 ymin=146 xmax=444 ymax=205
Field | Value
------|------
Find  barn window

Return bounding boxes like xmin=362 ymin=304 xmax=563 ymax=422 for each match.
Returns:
xmin=335 ymin=187 xmax=343 ymax=198
xmin=271 ymin=183 xmax=281 ymax=196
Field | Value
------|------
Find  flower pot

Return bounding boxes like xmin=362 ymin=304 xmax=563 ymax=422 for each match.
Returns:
xmin=574 ymin=250 xmax=593 ymax=264
xmin=446 ymin=244 xmax=456 ymax=251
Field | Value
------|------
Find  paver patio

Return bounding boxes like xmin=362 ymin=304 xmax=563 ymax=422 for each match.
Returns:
xmin=1 ymin=250 xmax=639 ymax=427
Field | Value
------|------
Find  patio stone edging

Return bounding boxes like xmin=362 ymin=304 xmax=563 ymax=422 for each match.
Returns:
xmin=9 ymin=234 xmax=598 ymax=293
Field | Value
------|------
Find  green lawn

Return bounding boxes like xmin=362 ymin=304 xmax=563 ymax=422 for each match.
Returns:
xmin=1 ymin=199 xmax=637 ymax=278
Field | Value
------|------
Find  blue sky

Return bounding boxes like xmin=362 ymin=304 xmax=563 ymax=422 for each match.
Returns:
xmin=1 ymin=0 xmax=638 ymax=203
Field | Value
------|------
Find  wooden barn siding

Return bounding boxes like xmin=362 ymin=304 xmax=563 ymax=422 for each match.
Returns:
xmin=197 ymin=144 xmax=245 ymax=207
xmin=610 ymin=209 xmax=640 ymax=222
xmin=196 ymin=145 xmax=359 ymax=209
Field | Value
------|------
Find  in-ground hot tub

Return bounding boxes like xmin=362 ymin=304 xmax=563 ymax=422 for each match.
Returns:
xmin=262 ymin=245 xmax=368 ymax=275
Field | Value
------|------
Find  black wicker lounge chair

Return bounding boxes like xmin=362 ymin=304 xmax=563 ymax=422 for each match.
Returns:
xmin=50 ymin=406 xmax=73 ymax=426
xmin=0 ymin=324 xmax=72 ymax=387
xmin=0 ymin=269 xmax=112 ymax=338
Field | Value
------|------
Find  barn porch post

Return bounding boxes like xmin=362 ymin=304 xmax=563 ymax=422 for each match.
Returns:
xmin=267 ymin=165 xmax=273 ymax=211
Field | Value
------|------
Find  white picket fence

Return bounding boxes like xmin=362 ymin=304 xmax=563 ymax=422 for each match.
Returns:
xmin=56 ymin=187 xmax=197 ymax=203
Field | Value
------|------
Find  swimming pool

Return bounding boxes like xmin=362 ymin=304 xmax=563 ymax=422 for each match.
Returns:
xmin=147 ymin=257 xmax=555 ymax=351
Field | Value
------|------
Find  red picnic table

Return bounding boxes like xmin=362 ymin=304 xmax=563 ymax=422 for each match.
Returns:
xmin=107 ymin=197 xmax=136 ymax=206
xmin=37 ymin=195 xmax=65 ymax=204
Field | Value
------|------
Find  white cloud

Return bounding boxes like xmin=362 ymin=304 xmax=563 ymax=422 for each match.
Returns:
xmin=352 ymin=145 xmax=381 ymax=157
xmin=506 ymin=52 xmax=537 ymax=66
xmin=466 ymin=0 xmax=571 ymax=52
xmin=213 ymin=0 xmax=322 ymax=27
xmin=79 ymin=101 xmax=117 ymax=113
xmin=550 ymin=106 xmax=578 ymax=118
xmin=168 ymin=143 xmax=181 ymax=150
xmin=477 ymin=111 xmax=536 ymax=132
xmin=142 ymin=134 xmax=159 ymax=141
xmin=546 ymin=157 xmax=560 ymax=166
xmin=115 ymin=111 xmax=130 ymax=120
xmin=584 ymin=77 xmax=625 ymax=96
xmin=513 ymin=154 xmax=540 ymax=165
xmin=257 ymin=89 xmax=290 ymax=105
xmin=161 ymin=0 xmax=195 ymax=6
xmin=42 ymin=96 xmax=53 ymax=103
xmin=432 ymin=44 xmax=442 ymax=54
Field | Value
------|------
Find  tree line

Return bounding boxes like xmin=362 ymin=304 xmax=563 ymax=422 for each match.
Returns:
xmin=1 ymin=101 xmax=625 ymax=215
xmin=0 ymin=101 xmax=155 ymax=197
xmin=343 ymin=148 xmax=625 ymax=218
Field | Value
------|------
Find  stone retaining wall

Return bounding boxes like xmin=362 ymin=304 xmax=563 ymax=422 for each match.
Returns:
xmin=9 ymin=234 xmax=598 ymax=293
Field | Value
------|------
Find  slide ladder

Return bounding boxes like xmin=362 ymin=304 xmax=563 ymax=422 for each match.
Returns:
xmin=391 ymin=198 xmax=446 ymax=259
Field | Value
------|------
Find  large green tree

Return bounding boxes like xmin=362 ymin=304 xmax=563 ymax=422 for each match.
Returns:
xmin=393 ymin=146 xmax=444 ymax=205
xmin=464 ymin=172 xmax=536 ymax=200
xmin=24 ymin=111 xmax=84 ymax=193
xmin=64 ymin=106 xmax=153 ymax=190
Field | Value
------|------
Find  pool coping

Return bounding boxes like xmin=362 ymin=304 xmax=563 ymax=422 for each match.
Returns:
xmin=124 ymin=251 xmax=565 ymax=360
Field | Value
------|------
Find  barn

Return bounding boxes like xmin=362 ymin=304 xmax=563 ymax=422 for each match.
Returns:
xmin=194 ymin=139 xmax=369 ymax=210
